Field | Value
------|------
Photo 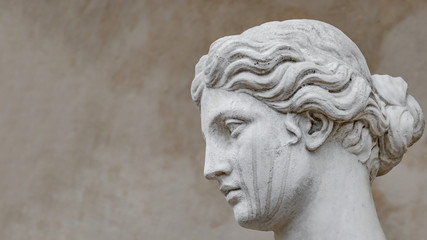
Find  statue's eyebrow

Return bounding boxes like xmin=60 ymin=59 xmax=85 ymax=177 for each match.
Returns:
xmin=202 ymin=111 xmax=228 ymax=140
xmin=209 ymin=111 xmax=229 ymax=128
xmin=206 ymin=110 xmax=249 ymax=135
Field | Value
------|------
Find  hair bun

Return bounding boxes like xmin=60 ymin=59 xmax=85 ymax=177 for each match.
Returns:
xmin=371 ymin=74 xmax=425 ymax=176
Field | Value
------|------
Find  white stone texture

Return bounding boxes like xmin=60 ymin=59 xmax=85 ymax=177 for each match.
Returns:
xmin=192 ymin=19 xmax=424 ymax=239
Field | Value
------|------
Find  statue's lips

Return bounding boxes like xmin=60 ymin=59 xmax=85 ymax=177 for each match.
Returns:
xmin=221 ymin=186 xmax=242 ymax=205
xmin=220 ymin=186 xmax=241 ymax=197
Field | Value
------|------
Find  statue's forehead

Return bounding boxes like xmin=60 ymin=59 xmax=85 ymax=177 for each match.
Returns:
xmin=201 ymin=89 xmax=250 ymax=119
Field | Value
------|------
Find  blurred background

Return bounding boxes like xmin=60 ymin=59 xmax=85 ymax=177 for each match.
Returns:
xmin=0 ymin=0 xmax=426 ymax=239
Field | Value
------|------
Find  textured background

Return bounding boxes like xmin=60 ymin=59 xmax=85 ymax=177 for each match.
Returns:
xmin=0 ymin=1 xmax=426 ymax=239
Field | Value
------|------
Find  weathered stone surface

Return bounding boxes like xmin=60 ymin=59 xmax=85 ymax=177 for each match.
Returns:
xmin=191 ymin=19 xmax=424 ymax=239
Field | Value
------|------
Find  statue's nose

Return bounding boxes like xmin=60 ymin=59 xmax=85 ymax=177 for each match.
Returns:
xmin=204 ymin=143 xmax=232 ymax=180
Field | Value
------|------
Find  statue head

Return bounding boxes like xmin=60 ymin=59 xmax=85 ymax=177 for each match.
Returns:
xmin=190 ymin=20 xmax=424 ymax=232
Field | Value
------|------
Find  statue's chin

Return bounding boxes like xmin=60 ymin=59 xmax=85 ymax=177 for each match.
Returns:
xmin=235 ymin=216 xmax=276 ymax=231
xmin=230 ymin=196 xmax=291 ymax=232
xmin=233 ymin=206 xmax=278 ymax=231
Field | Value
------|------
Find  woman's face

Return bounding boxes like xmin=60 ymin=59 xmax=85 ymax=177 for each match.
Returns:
xmin=200 ymin=88 xmax=316 ymax=230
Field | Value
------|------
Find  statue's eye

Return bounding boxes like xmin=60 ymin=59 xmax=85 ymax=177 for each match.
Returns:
xmin=224 ymin=119 xmax=245 ymax=138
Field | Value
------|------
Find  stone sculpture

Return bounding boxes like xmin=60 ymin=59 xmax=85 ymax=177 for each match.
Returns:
xmin=190 ymin=19 xmax=424 ymax=240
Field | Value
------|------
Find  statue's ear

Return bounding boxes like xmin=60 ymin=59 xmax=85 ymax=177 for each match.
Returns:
xmin=302 ymin=112 xmax=334 ymax=151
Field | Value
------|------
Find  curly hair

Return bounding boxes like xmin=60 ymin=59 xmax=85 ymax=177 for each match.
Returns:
xmin=191 ymin=19 xmax=424 ymax=179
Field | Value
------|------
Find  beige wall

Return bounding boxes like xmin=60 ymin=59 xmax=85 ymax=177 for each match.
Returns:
xmin=0 ymin=1 xmax=426 ymax=239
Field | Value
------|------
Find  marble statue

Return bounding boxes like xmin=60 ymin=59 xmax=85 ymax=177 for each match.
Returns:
xmin=190 ymin=19 xmax=424 ymax=240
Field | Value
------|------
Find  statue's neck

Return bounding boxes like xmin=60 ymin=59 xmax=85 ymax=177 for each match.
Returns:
xmin=274 ymin=144 xmax=387 ymax=240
